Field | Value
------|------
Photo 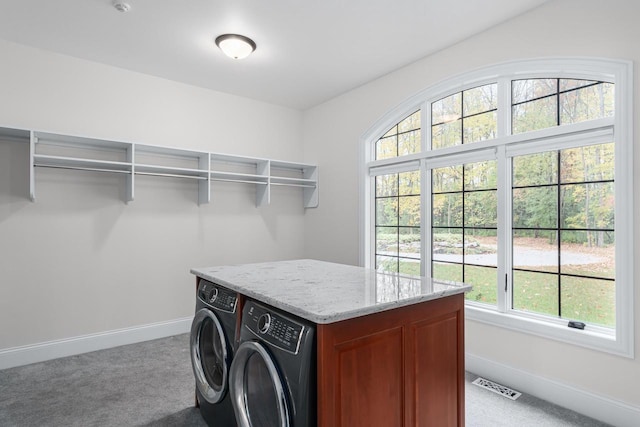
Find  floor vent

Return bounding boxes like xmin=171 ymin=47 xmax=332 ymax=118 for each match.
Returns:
xmin=472 ymin=377 xmax=522 ymax=401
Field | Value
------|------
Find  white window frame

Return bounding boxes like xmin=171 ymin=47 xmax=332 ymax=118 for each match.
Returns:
xmin=359 ymin=58 xmax=634 ymax=357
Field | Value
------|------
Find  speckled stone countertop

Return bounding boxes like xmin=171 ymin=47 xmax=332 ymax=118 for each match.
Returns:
xmin=191 ymin=259 xmax=471 ymax=324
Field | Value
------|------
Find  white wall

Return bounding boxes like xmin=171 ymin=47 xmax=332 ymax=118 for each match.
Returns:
xmin=0 ymin=39 xmax=306 ymax=350
xmin=303 ymin=0 xmax=640 ymax=416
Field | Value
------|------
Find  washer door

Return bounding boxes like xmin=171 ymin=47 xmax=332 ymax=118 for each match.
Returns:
xmin=230 ymin=341 xmax=290 ymax=427
xmin=190 ymin=308 xmax=231 ymax=404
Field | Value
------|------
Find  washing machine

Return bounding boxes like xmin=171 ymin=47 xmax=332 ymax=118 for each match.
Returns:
xmin=190 ymin=278 xmax=239 ymax=426
xmin=229 ymin=300 xmax=316 ymax=427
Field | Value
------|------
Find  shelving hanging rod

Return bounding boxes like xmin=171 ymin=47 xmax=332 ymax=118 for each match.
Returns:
xmin=35 ymin=164 xmax=130 ymax=174
xmin=135 ymin=171 xmax=207 ymax=180
xmin=210 ymin=177 xmax=269 ymax=185
xmin=270 ymin=182 xmax=316 ymax=188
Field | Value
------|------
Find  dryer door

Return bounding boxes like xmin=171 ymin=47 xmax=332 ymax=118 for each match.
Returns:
xmin=190 ymin=308 xmax=232 ymax=404
xmin=229 ymin=341 xmax=290 ymax=427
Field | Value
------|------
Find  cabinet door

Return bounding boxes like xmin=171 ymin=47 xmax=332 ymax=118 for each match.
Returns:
xmin=407 ymin=310 xmax=464 ymax=426
xmin=318 ymin=325 xmax=405 ymax=426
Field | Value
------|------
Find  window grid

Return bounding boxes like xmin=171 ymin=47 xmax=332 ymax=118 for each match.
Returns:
xmin=511 ymin=149 xmax=615 ymax=325
xmin=431 ymin=165 xmax=498 ymax=306
xmin=511 ymin=78 xmax=613 ymax=134
xmin=431 ymin=83 xmax=498 ymax=150
xmin=375 ymin=180 xmax=421 ymax=275
xmin=375 ymin=110 xmax=420 ymax=161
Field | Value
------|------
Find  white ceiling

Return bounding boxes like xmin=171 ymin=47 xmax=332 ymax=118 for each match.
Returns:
xmin=0 ymin=0 xmax=550 ymax=110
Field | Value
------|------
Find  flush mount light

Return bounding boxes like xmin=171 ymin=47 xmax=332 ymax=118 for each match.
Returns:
xmin=215 ymin=34 xmax=256 ymax=60
xmin=112 ymin=1 xmax=131 ymax=12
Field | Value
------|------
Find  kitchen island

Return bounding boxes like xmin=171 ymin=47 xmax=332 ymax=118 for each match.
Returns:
xmin=191 ymin=259 xmax=471 ymax=427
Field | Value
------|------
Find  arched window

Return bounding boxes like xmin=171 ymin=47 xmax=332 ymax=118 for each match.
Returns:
xmin=361 ymin=58 xmax=633 ymax=356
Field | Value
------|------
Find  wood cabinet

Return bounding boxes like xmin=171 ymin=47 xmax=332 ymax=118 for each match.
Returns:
xmin=317 ymin=294 xmax=465 ymax=427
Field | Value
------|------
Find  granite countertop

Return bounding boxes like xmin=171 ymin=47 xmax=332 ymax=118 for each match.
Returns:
xmin=191 ymin=259 xmax=471 ymax=324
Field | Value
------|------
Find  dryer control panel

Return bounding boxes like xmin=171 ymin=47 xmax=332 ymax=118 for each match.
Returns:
xmin=244 ymin=302 xmax=305 ymax=355
xmin=198 ymin=279 xmax=237 ymax=314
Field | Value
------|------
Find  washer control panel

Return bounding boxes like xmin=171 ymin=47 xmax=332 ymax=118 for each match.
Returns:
xmin=198 ymin=280 xmax=237 ymax=314
xmin=245 ymin=302 xmax=304 ymax=354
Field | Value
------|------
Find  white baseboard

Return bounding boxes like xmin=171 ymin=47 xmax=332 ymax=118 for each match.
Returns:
xmin=466 ymin=353 xmax=640 ymax=427
xmin=0 ymin=316 xmax=193 ymax=370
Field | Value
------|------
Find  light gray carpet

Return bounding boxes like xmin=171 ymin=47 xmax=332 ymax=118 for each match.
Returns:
xmin=0 ymin=334 xmax=610 ymax=426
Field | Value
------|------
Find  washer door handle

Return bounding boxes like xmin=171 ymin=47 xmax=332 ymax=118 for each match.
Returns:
xmin=229 ymin=341 xmax=289 ymax=427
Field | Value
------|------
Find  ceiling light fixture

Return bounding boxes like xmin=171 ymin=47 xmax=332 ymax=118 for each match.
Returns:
xmin=215 ymin=34 xmax=256 ymax=60
xmin=112 ymin=1 xmax=131 ymax=13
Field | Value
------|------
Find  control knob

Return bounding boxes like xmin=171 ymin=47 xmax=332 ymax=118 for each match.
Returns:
xmin=208 ymin=288 xmax=218 ymax=304
xmin=258 ymin=313 xmax=271 ymax=334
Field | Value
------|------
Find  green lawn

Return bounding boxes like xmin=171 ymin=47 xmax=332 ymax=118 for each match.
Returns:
xmin=406 ymin=261 xmax=615 ymax=328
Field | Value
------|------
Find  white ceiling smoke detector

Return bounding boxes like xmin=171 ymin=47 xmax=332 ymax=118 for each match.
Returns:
xmin=112 ymin=1 xmax=131 ymax=13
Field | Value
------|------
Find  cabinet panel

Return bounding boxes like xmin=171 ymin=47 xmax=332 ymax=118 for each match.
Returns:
xmin=334 ymin=328 xmax=404 ymax=427
xmin=412 ymin=313 xmax=461 ymax=426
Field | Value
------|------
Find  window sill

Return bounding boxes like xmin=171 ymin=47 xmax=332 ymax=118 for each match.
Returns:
xmin=465 ymin=303 xmax=633 ymax=358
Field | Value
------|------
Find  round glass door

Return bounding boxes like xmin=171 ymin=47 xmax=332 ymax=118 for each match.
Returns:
xmin=190 ymin=308 xmax=231 ymax=404
xmin=230 ymin=341 xmax=289 ymax=427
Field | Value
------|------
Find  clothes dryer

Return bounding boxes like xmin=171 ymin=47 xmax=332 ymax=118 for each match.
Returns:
xmin=191 ymin=278 xmax=239 ymax=426
xmin=229 ymin=300 xmax=316 ymax=427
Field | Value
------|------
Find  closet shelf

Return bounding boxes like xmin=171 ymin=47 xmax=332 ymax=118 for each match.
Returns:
xmin=0 ymin=126 xmax=318 ymax=208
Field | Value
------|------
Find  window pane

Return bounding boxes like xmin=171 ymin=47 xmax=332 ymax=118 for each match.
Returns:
xmin=463 ymin=111 xmax=497 ymax=143
xmin=398 ymin=130 xmax=421 ymax=156
xmin=464 ymin=161 xmax=497 ymax=190
xmin=513 ymin=187 xmax=558 ymax=228
xmin=464 ymin=265 xmax=497 ymax=306
xmin=432 ymin=228 xmax=463 ymax=264
xmin=376 ymin=197 xmax=398 ymax=226
xmin=512 ymin=79 xmax=557 ymax=104
xmin=560 ymin=143 xmax=614 ymax=183
xmin=399 ymin=196 xmax=420 ymax=226
xmin=433 ymin=262 xmax=462 ymax=282
xmin=463 ymin=84 xmax=497 ymax=116
xmin=432 ymin=93 xmax=461 ymax=125
xmin=559 ymin=79 xmax=597 ymax=91
xmin=376 ymin=256 xmax=398 ymax=273
xmin=464 ymin=191 xmax=497 ymax=227
xmin=376 ymin=227 xmax=398 ymax=257
xmin=465 ymin=231 xmax=497 ymax=267
xmin=376 ymin=135 xmax=397 ymax=160
xmin=399 ymin=110 xmax=421 ymax=133
xmin=432 ymin=120 xmax=462 ymax=149
xmin=432 ymin=166 xmax=462 ymax=193
xmin=561 ymin=230 xmax=614 ymax=279
xmin=399 ymin=259 xmax=420 ymax=276
xmin=432 ymin=194 xmax=462 ymax=227
xmin=561 ymin=276 xmax=615 ymax=327
xmin=399 ymin=171 xmax=420 ymax=196
xmin=560 ymin=182 xmax=614 ymax=229
xmin=512 ymin=271 xmax=559 ymax=317
xmin=513 ymin=230 xmax=558 ymax=273
xmin=513 ymin=151 xmax=557 ymax=187
xmin=399 ymin=227 xmax=421 ymax=259
xmin=382 ymin=125 xmax=396 ymax=138
xmin=512 ymin=96 xmax=557 ymax=134
xmin=560 ymin=83 xmax=614 ymax=125
xmin=376 ymin=174 xmax=398 ymax=197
